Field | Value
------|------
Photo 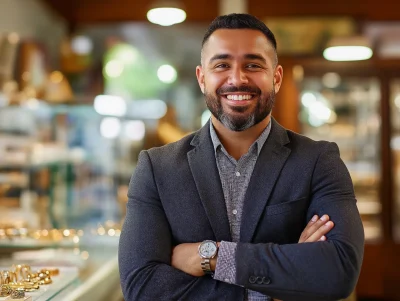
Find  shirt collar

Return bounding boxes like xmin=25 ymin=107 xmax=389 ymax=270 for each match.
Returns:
xmin=209 ymin=118 xmax=272 ymax=156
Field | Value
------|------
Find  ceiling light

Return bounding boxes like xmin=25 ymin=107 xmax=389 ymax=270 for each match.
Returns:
xmin=147 ymin=0 xmax=186 ymax=26
xmin=323 ymin=36 xmax=373 ymax=61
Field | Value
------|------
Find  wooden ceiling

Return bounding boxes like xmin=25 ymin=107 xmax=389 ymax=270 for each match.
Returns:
xmin=42 ymin=0 xmax=400 ymax=26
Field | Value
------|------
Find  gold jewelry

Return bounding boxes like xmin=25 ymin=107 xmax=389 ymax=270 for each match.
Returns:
xmin=8 ymin=282 xmax=24 ymax=289
xmin=27 ymin=273 xmax=38 ymax=281
xmin=11 ymin=265 xmax=22 ymax=281
xmin=38 ymin=276 xmax=52 ymax=285
xmin=9 ymin=271 xmax=17 ymax=283
xmin=8 ymin=281 xmax=39 ymax=291
xmin=11 ymin=287 xmax=25 ymax=299
xmin=1 ymin=271 xmax=10 ymax=284
xmin=39 ymin=268 xmax=59 ymax=276
xmin=20 ymin=265 xmax=31 ymax=280
xmin=0 ymin=284 xmax=12 ymax=297
xmin=23 ymin=282 xmax=39 ymax=292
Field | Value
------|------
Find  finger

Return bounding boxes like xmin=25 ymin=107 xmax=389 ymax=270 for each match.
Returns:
xmin=318 ymin=235 xmax=326 ymax=241
xmin=306 ymin=215 xmax=319 ymax=226
xmin=299 ymin=215 xmax=330 ymax=243
xmin=298 ymin=215 xmax=319 ymax=242
xmin=306 ymin=221 xmax=334 ymax=242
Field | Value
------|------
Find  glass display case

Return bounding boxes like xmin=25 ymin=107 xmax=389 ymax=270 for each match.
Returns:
xmin=280 ymin=58 xmax=400 ymax=300
xmin=390 ymin=79 xmax=400 ymax=242
xmin=298 ymin=75 xmax=382 ymax=242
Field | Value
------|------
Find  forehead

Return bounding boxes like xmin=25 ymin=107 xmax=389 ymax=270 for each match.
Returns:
xmin=203 ymin=29 xmax=273 ymax=60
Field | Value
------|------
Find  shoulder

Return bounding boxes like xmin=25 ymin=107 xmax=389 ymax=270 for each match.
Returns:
xmin=143 ymin=131 xmax=198 ymax=163
xmin=285 ymin=129 xmax=338 ymax=154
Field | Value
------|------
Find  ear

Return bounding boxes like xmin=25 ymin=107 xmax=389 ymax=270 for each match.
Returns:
xmin=273 ymin=65 xmax=283 ymax=94
xmin=196 ymin=65 xmax=205 ymax=94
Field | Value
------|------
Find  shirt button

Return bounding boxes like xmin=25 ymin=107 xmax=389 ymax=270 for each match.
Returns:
xmin=232 ymin=209 xmax=238 ymax=215
xmin=235 ymin=171 xmax=241 ymax=177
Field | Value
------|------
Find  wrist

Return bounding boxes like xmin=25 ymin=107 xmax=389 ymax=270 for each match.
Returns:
xmin=198 ymin=240 xmax=219 ymax=275
xmin=210 ymin=242 xmax=220 ymax=271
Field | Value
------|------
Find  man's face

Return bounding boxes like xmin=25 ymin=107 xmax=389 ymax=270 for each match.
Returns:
xmin=196 ymin=29 xmax=283 ymax=131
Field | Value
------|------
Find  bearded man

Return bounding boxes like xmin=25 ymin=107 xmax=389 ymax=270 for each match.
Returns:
xmin=119 ymin=13 xmax=364 ymax=301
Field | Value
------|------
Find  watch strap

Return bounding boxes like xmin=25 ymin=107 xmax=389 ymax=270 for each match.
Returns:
xmin=201 ymin=258 xmax=213 ymax=275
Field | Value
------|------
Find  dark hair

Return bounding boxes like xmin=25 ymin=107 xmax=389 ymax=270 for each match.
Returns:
xmin=202 ymin=13 xmax=277 ymax=51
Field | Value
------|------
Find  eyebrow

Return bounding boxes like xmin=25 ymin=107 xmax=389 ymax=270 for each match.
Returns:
xmin=244 ymin=53 xmax=267 ymax=64
xmin=208 ymin=53 xmax=267 ymax=65
xmin=208 ymin=54 xmax=232 ymax=64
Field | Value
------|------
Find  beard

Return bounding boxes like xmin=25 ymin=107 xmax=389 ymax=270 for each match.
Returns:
xmin=204 ymin=84 xmax=275 ymax=132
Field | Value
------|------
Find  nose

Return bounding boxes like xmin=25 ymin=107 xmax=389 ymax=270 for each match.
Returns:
xmin=227 ymin=66 xmax=248 ymax=86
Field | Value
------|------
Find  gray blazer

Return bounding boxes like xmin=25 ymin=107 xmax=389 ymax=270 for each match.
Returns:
xmin=119 ymin=118 xmax=364 ymax=301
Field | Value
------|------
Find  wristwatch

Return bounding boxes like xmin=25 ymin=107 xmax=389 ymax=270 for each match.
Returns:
xmin=198 ymin=240 xmax=218 ymax=275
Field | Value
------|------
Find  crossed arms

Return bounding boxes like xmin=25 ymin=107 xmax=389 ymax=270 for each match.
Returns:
xmin=119 ymin=143 xmax=364 ymax=301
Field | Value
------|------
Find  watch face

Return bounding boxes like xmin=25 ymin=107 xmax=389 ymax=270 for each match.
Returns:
xmin=199 ymin=241 xmax=217 ymax=258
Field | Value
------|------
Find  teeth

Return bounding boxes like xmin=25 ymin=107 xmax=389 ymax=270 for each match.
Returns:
xmin=226 ymin=95 xmax=252 ymax=100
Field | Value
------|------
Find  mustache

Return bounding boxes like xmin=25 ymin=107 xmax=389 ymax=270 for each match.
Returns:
xmin=216 ymin=85 xmax=261 ymax=95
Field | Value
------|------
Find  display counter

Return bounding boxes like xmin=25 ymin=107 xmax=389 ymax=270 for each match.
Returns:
xmin=0 ymin=236 xmax=122 ymax=301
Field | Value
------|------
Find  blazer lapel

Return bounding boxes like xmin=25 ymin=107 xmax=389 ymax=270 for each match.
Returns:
xmin=187 ymin=121 xmax=232 ymax=242
xmin=240 ymin=119 xmax=291 ymax=243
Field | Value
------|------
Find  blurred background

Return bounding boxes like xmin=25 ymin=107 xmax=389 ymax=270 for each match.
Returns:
xmin=0 ymin=0 xmax=399 ymax=300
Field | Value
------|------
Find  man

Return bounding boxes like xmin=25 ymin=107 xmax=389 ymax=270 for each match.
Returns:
xmin=119 ymin=13 xmax=364 ymax=301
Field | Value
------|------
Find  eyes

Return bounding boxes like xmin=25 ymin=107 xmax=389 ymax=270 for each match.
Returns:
xmin=214 ymin=63 xmax=263 ymax=70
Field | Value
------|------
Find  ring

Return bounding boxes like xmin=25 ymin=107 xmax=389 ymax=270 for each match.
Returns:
xmin=11 ymin=287 xmax=25 ymax=299
xmin=0 ymin=284 xmax=12 ymax=297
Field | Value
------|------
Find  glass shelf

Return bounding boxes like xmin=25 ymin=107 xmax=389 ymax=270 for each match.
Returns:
xmin=298 ymin=76 xmax=382 ymax=242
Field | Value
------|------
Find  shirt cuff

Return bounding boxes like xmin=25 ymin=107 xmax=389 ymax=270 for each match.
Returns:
xmin=213 ymin=241 xmax=237 ymax=284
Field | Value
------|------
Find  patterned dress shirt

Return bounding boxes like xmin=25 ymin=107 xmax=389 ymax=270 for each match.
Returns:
xmin=210 ymin=120 xmax=272 ymax=301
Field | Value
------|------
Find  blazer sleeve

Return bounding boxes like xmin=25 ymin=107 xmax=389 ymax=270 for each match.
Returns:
xmin=234 ymin=142 xmax=365 ymax=301
xmin=118 ymin=150 xmax=242 ymax=301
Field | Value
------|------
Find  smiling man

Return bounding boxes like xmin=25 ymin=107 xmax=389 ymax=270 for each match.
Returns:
xmin=119 ymin=14 xmax=364 ymax=301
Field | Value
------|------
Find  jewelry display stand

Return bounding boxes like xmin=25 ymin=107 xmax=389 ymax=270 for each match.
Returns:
xmin=0 ymin=267 xmax=78 ymax=301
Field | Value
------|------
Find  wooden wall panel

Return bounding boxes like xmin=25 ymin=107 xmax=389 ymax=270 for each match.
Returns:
xmin=42 ymin=0 xmax=400 ymax=26
xmin=249 ymin=0 xmax=400 ymax=21
xmin=50 ymin=0 xmax=220 ymax=24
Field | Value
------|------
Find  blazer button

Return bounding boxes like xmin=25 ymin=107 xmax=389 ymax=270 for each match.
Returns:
xmin=256 ymin=277 xmax=263 ymax=284
xmin=249 ymin=276 xmax=257 ymax=284
xmin=262 ymin=277 xmax=271 ymax=284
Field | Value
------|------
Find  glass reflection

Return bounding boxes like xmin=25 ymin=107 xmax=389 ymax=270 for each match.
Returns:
xmin=298 ymin=76 xmax=381 ymax=242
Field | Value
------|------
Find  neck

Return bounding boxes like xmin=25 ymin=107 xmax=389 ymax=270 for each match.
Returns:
xmin=211 ymin=115 xmax=271 ymax=161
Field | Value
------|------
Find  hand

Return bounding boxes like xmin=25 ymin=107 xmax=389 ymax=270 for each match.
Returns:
xmin=272 ymin=215 xmax=334 ymax=301
xmin=171 ymin=243 xmax=205 ymax=277
xmin=298 ymin=214 xmax=334 ymax=243
xmin=171 ymin=215 xmax=334 ymax=278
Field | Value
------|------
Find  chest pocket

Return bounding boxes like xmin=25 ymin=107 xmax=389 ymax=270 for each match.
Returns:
xmin=254 ymin=197 xmax=309 ymax=244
